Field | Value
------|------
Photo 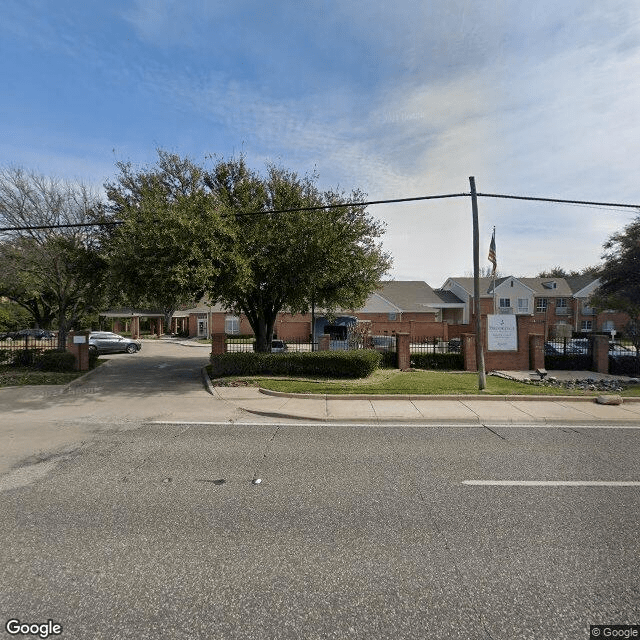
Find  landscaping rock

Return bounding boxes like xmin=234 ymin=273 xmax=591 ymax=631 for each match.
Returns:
xmin=595 ymin=395 xmax=623 ymax=405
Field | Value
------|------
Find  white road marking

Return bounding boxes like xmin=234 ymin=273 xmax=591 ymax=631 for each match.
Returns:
xmin=463 ymin=480 xmax=640 ymax=487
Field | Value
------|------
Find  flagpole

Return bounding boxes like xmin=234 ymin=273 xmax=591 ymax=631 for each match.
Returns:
xmin=492 ymin=226 xmax=496 ymax=314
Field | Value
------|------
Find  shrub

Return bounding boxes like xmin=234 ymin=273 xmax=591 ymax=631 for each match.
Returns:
xmin=544 ymin=354 xmax=592 ymax=371
xmin=210 ymin=349 xmax=382 ymax=378
xmin=409 ymin=353 xmax=464 ymax=370
xmin=89 ymin=349 xmax=99 ymax=369
xmin=0 ymin=348 xmax=11 ymax=365
xmin=36 ymin=350 xmax=77 ymax=372
xmin=12 ymin=349 xmax=42 ymax=367
xmin=609 ymin=355 xmax=640 ymax=377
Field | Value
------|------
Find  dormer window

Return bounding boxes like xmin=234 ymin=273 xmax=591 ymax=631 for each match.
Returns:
xmin=543 ymin=281 xmax=557 ymax=289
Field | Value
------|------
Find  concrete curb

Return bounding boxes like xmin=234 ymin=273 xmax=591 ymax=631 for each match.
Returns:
xmin=62 ymin=359 xmax=114 ymax=392
xmin=256 ymin=387 xmax=640 ymax=403
xmin=240 ymin=407 xmax=640 ymax=427
xmin=201 ymin=365 xmax=217 ymax=396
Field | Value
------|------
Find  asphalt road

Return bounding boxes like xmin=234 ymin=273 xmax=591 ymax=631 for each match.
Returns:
xmin=1 ymin=420 xmax=639 ymax=640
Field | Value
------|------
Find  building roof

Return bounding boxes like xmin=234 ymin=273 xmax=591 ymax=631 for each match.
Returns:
xmin=444 ymin=277 xmax=495 ymax=297
xmin=517 ymin=278 xmax=574 ymax=296
xmin=565 ymin=275 xmax=600 ymax=296
xmin=446 ymin=276 xmax=597 ymax=298
xmin=374 ymin=280 xmax=463 ymax=311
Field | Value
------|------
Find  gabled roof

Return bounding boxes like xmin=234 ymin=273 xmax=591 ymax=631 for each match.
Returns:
xmin=518 ymin=278 xmax=574 ymax=297
xmin=374 ymin=280 xmax=463 ymax=310
xmin=444 ymin=277 xmax=495 ymax=297
xmin=565 ymin=275 xmax=600 ymax=296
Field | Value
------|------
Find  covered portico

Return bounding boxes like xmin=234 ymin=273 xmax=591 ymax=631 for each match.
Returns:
xmin=99 ymin=309 xmax=167 ymax=339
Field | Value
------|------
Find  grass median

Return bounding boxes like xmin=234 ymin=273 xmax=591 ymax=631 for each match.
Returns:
xmin=208 ymin=368 xmax=640 ymax=396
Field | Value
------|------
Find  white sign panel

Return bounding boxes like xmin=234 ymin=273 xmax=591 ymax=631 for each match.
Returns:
xmin=73 ymin=336 xmax=87 ymax=344
xmin=487 ymin=314 xmax=517 ymax=351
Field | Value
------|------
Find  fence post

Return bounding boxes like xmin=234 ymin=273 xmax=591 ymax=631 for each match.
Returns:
xmin=211 ymin=333 xmax=226 ymax=356
xmin=529 ymin=334 xmax=544 ymax=370
xmin=592 ymin=334 xmax=609 ymax=374
xmin=462 ymin=333 xmax=477 ymax=371
xmin=396 ymin=332 xmax=410 ymax=371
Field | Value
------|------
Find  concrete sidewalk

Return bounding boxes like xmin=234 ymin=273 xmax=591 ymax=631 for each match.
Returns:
xmin=208 ymin=377 xmax=640 ymax=426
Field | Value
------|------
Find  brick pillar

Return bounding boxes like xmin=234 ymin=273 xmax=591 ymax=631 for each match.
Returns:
xmin=113 ymin=320 xmax=122 ymax=332
xmin=462 ymin=333 xmax=476 ymax=372
xmin=66 ymin=330 xmax=90 ymax=371
xmin=529 ymin=334 xmax=544 ymax=370
xmin=211 ymin=333 xmax=226 ymax=355
xmin=318 ymin=335 xmax=331 ymax=351
xmin=396 ymin=332 xmax=410 ymax=371
xmin=131 ymin=316 xmax=140 ymax=339
xmin=592 ymin=334 xmax=609 ymax=374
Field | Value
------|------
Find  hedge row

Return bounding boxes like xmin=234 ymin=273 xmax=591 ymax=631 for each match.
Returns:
xmin=609 ymin=355 xmax=640 ymax=377
xmin=409 ymin=353 xmax=464 ymax=370
xmin=210 ymin=349 xmax=382 ymax=378
xmin=0 ymin=349 xmax=79 ymax=372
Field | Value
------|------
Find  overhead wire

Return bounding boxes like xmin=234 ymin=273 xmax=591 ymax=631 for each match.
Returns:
xmin=0 ymin=191 xmax=639 ymax=232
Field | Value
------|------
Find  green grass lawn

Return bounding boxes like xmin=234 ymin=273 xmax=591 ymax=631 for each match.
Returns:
xmin=0 ymin=366 xmax=84 ymax=387
xmin=209 ymin=368 xmax=640 ymax=396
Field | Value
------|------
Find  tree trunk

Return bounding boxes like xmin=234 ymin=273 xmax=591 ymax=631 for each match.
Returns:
xmin=57 ymin=314 xmax=69 ymax=351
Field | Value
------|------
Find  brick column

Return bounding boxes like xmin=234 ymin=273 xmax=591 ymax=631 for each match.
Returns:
xmin=66 ymin=330 xmax=90 ymax=371
xmin=396 ymin=332 xmax=411 ymax=371
xmin=462 ymin=333 xmax=476 ymax=372
xmin=318 ymin=335 xmax=331 ymax=351
xmin=592 ymin=334 xmax=609 ymax=374
xmin=131 ymin=316 xmax=140 ymax=339
xmin=529 ymin=334 xmax=544 ymax=371
xmin=211 ymin=333 xmax=226 ymax=355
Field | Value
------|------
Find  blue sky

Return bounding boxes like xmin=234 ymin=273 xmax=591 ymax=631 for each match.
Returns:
xmin=2 ymin=0 xmax=639 ymax=285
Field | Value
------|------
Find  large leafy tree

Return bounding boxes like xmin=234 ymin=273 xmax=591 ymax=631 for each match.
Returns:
xmin=205 ymin=158 xmax=392 ymax=351
xmin=0 ymin=167 xmax=107 ymax=349
xmin=595 ymin=214 xmax=640 ymax=352
xmin=104 ymin=151 xmax=246 ymax=330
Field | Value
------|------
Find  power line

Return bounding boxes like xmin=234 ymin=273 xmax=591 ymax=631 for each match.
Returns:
xmin=0 ymin=193 xmax=469 ymax=231
xmin=477 ymin=192 xmax=640 ymax=209
xmin=1 ymin=190 xmax=639 ymax=233
xmin=230 ymin=192 xmax=469 ymax=217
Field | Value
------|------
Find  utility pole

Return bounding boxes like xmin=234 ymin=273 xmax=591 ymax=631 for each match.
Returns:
xmin=470 ymin=176 xmax=486 ymax=390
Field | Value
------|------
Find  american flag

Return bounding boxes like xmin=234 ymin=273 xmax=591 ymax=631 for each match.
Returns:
xmin=488 ymin=229 xmax=497 ymax=275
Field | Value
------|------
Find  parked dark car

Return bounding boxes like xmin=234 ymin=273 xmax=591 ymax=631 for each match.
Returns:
xmin=88 ymin=332 xmax=142 ymax=354
xmin=270 ymin=339 xmax=288 ymax=353
xmin=371 ymin=335 xmax=396 ymax=351
xmin=1 ymin=329 xmax=56 ymax=340
xmin=13 ymin=329 xmax=56 ymax=339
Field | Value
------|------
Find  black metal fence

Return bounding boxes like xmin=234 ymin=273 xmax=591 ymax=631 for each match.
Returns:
xmin=0 ymin=335 xmax=59 ymax=365
xmin=609 ymin=342 xmax=640 ymax=376
xmin=544 ymin=337 xmax=592 ymax=371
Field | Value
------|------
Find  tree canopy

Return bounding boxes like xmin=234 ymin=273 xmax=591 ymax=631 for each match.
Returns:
xmin=206 ymin=157 xmax=392 ymax=351
xmin=0 ymin=167 xmax=107 ymax=348
xmin=104 ymin=151 xmax=246 ymax=329
xmin=595 ymin=214 xmax=640 ymax=311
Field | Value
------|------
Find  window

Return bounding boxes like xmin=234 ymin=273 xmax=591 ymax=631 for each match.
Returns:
xmin=225 ymin=315 xmax=240 ymax=334
xmin=499 ymin=298 xmax=511 ymax=308
xmin=581 ymin=320 xmax=592 ymax=332
xmin=536 ymin=298 xmax=548 ymax=312
xmin=517 ymin=298 xmax=529 ymax=313
xmin=603 ymin=320 xmax=615 ymax=332
xmin=556 ymin=298 xmax=567 ymax=308
xmin=388 ymin=313 xmax=397 ymax=321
